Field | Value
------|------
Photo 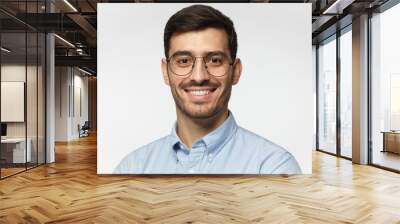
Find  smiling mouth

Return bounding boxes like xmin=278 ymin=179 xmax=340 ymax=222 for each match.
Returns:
xmin=184 ymin=88 xmax=217 ymax=96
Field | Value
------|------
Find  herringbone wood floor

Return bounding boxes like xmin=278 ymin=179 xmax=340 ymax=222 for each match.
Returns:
xmin=1 ymin=134 xmax=400 ymax=224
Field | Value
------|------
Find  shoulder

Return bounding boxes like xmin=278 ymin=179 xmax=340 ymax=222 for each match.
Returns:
xmin=235 ymin=126 xmax=282 ymax=151
xmin=132 ymin=135 xmax=172 ymax=157
xmin=236 ymin=126 xmax=302 ymax=174
xmin=113 ymin=135 xmax=171 ymax=174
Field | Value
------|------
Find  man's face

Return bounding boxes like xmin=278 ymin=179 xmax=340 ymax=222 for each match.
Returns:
xmin=162 ymin=27 xmax=242 ymax=119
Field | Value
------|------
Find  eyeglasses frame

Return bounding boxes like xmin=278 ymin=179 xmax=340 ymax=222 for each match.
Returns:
xmin=166 ymin=52 xmax=235 ymax=77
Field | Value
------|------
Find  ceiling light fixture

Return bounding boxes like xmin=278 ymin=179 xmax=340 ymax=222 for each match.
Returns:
xmin=54 ymin=34 xmax=75 ymax=48
xmin=323 ymin=0 xmax=355 ymax=15
xmin=1 ymin=47 xmax=11 ymax=53
xmin=63 ymin=0 xmax=78 ymax=12
xmin=78 ymin=67 xmax=93 ymax=76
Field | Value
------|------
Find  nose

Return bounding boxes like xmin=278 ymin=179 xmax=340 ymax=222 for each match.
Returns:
xmin=190 ymin=57 xmax=210 ymax=83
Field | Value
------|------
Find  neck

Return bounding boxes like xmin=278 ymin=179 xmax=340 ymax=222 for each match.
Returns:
xmin=176 ymin=108 xmax=229 ymax=149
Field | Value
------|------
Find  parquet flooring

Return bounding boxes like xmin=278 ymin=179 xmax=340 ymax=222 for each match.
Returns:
xmin=1 ymin=134 xmax=400 ymax=223
xmin=0 ymin=167 xmax=26 ymax=178
xmin=373 ymin=151 xmax=400 ymax=171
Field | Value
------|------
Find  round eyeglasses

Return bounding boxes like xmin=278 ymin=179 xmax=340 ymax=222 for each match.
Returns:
xmin=167 ymin=52 xmax=234 ymax=77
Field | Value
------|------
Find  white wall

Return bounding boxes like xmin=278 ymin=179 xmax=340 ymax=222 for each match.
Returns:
xmin=55 ymin=66 xmax=69 ymax=141
xmin=55 ymin=67 xmax=89 ymax=141
xmin=72 ymin=72 xmax=89 ymax=138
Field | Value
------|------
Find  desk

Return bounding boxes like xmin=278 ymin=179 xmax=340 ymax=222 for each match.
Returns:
xmin=1 ymin=138 xmax=31 ymax=163
xmin=382 ymin=131 xmax=400 ymax=154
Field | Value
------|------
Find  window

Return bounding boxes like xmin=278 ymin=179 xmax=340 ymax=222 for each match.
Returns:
xmin=318 ymin=36 xmax=337 ymax=155
xmin=370 ymin=2 xmax=400 ymax=171
xmin=339 ymin=29 xmax=352 ymax=158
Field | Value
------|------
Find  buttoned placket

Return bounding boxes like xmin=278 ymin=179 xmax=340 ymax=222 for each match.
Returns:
xmin=175 ymin=142 xmax=205 ymax=173
xmin=169 ymin=112 xmax=237 ymax=173
xmin=186 ymin=142 xmax=207 ymax=173
xmin=207 ymin=150 xmax=214 ymax=163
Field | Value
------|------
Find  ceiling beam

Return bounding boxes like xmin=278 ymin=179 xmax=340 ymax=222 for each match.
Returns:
xmin=55 ymin=55 xmax=96 ymax=69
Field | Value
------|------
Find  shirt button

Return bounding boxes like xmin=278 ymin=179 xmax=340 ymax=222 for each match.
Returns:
xmin=209 ymin=153 xmax=214 ymax=158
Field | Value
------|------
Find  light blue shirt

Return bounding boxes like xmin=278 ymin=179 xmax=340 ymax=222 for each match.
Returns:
xmin=114 ymin=113 xmax=301 ymax=174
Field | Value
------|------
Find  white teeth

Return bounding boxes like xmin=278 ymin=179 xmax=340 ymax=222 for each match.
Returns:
xmin=190 ymin=90 xmax=210 ymax=96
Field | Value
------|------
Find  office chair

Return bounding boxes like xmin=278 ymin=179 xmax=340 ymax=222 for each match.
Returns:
xmin=79 ymin=121 xmax=90 ymax=138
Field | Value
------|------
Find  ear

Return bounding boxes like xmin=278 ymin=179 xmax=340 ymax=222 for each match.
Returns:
xmin=232 ymin=58 xmax=242 ymax=85
xmin=161 ymin=58 xmax=170 ymax=86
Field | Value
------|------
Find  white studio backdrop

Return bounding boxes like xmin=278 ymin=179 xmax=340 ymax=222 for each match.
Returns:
xmin=98 ymin=3 xmax=313 ymax=174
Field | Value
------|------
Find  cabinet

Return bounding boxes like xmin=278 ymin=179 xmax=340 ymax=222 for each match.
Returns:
xmin=382 ymin=131 xmax=400 ymax=154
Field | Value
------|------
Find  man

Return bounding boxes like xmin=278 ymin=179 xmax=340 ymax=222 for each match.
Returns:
xmin=114 ymin=4 xmax=301 ymax=174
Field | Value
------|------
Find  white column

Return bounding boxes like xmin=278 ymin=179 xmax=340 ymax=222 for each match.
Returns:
xmin=45 ymin=1 xmax=56 ymax=163
xmin=46 ymin=33 xmax=55 ymax=163
xmin=352 ymin=14 xmax=369 ymax=164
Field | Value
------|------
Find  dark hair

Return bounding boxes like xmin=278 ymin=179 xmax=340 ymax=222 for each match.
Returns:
xmin=164 ymin=5 xmax=237 ymax=60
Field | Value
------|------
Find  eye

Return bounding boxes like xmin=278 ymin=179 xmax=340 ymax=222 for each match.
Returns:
xmin=173 ymin=55 xmax=193 ymax=67
xmin=209 ymin=56 xmax=223 ymax=65
xmin=178 ymin=58 xmax=189 ymax=64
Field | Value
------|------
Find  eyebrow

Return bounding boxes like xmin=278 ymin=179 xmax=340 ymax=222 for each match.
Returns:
xmin=171 ymin=50 xmax=227 ymax=57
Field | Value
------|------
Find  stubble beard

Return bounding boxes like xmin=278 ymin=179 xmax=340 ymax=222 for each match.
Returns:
xmin=171 ymin=83 xmax=232 ymax=120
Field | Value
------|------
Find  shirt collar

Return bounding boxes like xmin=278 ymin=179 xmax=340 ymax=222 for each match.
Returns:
xmin=169 ymin=111 xmax=238 ymax=157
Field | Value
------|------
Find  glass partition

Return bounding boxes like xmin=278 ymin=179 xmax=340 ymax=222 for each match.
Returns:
xmin=1 ymin=31 xmax=28 ymax=177
xmin=0 ymin=1 xmax=46 ymax=179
